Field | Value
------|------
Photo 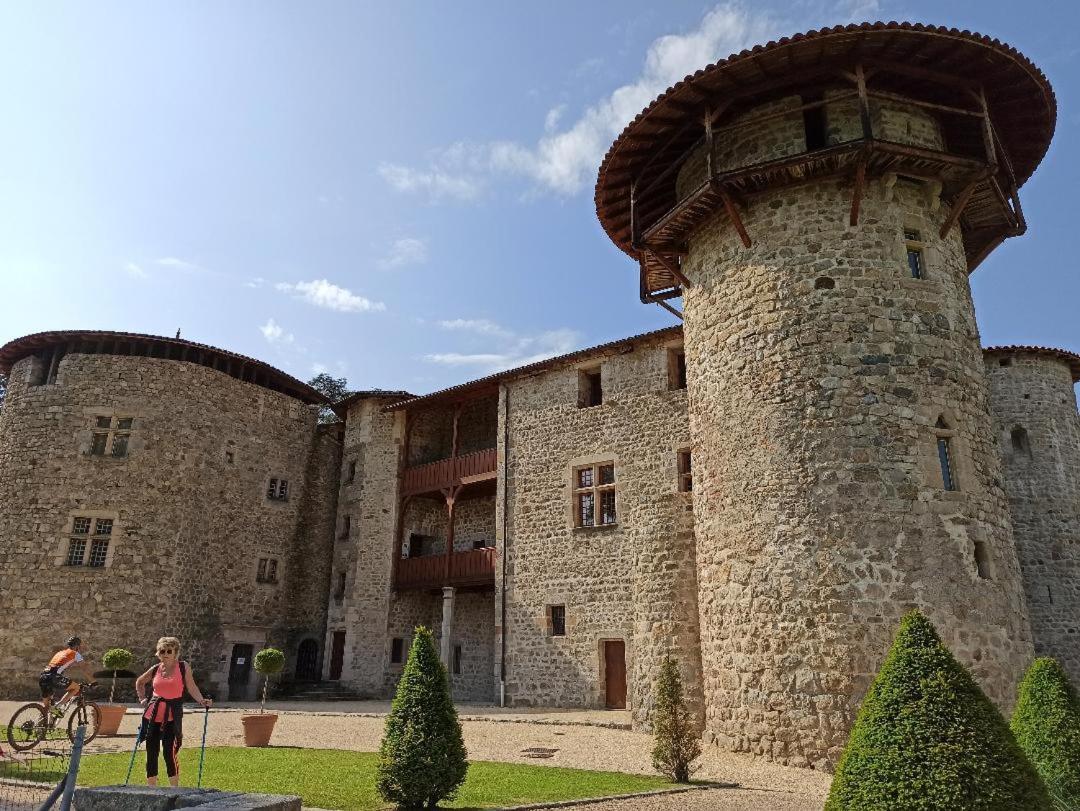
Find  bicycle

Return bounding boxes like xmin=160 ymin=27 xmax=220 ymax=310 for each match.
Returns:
xmin=5 ymin=680 xmax=102 ymax=751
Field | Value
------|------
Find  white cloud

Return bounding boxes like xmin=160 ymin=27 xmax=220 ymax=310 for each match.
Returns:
xmin=380 ymin=3 xmax=782 ymax=199
xmin=275 ymin=279 xmax=386 ymax=313
xmin=125 ymin=262 xmax=147 ymax=279
xmin=379 ymin=237 xmax=428 ymax=269
xmin=544 ymin=104 xmax=567 ymax=133
xmin=259 ymin=318 xmax=294 ymax=344
xmin=424 ymin=321 xmax=580 ymax=373
xmin=156 ymin=257 xmax=201 ymax=271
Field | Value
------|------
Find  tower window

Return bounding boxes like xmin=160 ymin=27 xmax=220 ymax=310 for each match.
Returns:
xmin=452 ymin=645 xmax=462 ymax=675
xmin=267 ymin=478 xmax=289 ymax=501
xmin=678 ymin=450 xmax=693 ymax=492
xmin=89 ymin=416 xmax=134 ymax=458
xmin=802 ymin=92 xmax=827 ymax=151
xmin=972 ymin=541 xmax=992 ymax=580
xmin=66 ymin=517 xmax=112 ymax=567
xmin=345 ymin=459 xmax=357 ymax=484
xmin=256 ymin=557 xmax=279 ymax=584
xmin=904 ymin=229 xmax=925 ymax=279
xmin=340 ymin=515 xmax=351 ymax=540
xmin=578 ymin=368 xmax=603 ymax=408
xmin=573 ymin=463 xmax=616 ymax=527
xmin=1010 ymin=426 xmax=1031 ymax=457
xmin=668 ymin=348 xmax=687 ymax=390
xmin=937 ymin=437 xmax=956 ymax=491
xmin=550 ymin=605 xmax=566 ymax=637
xmin=390 ymin=637 xmax=404 ymax=664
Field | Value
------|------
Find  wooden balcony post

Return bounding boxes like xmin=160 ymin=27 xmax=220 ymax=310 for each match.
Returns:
xmin=443 ymin=487 xmax=458 ymax=582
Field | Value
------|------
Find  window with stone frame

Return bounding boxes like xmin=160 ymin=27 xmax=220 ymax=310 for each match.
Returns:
xmin=668 ymin=347 xmax=687 ymax=390
xmin=266 ymin=478 xmax=289 ymax=502
xmin=549 ymin=605 xmax=566 ymax=637
xmin=90 ymin=416 xmax=134 ymax=458
xmin=66 ymin=517 xmax=112 ymax=567
xmin=573 ymin=462 xmax=616 ymax=527
xmin=934 ymin=416 xmax=958 ymax=491
xmin=256 ymin=557 xmax=279 ymax=584
xmin=578 ymin=368 xmax=603 ymax=408
xmin=390 ymin=637 xmax=404 ymax=664
xmin=677 ymin=449 xmax=693 ymax=492
xmin=904 ymin=228 xmax=926 ymax=279
xmin=452 ymin=644 xmax=462 ymax=675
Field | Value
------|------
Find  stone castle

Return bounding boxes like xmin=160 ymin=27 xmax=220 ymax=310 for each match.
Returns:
xmin=0 ymin=23 xmax=1076 ymax=768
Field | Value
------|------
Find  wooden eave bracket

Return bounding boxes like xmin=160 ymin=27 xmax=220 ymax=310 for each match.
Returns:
xmin=715 ymin=181 xmax=752 ymax=247
xmin=939 ymin=174 xmax=983 ymax=239
xmin=648 ymin=249 xmax=693 ymax=289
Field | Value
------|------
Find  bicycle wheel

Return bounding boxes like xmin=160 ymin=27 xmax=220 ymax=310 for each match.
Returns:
xmin=6 ymin=703 xmax=47 ymax=751
xmin=68 ymin=701 xmax=101 ymax=745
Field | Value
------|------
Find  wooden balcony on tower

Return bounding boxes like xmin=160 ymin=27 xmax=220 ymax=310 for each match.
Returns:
xmin=402 ymin=447 xmax=497 ymax=496
xmin=394 ymin=546 xmax=496 ymax=591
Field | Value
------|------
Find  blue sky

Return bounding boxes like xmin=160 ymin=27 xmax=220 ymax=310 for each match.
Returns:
xmin=1 ymin=1 xmax=1077 ymax=395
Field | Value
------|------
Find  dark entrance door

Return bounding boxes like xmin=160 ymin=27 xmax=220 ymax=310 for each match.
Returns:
xmin=328 ymin=631 xmax=346 ymax=681
xmin=228 ymin=644 xmax=254 ymax=701
xmin=604 ymin=640 xmax=627 ymax=709
xmin=296 ymin=639 xmax=320 ymax=681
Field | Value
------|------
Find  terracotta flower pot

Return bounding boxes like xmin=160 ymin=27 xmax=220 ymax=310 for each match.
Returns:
xmin=241 ymin=713 xmax=278 ymax=747
xmin=97 ymin=703 xmax=127 ymax=736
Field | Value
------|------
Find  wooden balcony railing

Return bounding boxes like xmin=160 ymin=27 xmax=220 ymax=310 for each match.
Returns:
xmin=402 ymin=447 xmax=497 ymax=496
xmin=394 ymin=547 xmax=496 ymax=591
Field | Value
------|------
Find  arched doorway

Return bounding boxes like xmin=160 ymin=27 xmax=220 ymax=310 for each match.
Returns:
xmin=296 ymin=639 xmax=320 ymax=682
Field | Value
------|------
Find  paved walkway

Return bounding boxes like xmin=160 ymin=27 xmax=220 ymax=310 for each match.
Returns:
xmin=0 ymin=701 xmax=829 ymax=810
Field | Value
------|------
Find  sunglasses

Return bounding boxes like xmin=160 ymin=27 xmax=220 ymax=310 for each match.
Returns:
xmin=157 ymin=648 xmax=176 ymax=655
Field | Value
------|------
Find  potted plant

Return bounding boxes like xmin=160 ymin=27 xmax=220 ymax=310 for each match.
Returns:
xmin=97 ymin=648 xmax=134 ymax=736
xmin=240 ymin=648 xmax=285 ymax=747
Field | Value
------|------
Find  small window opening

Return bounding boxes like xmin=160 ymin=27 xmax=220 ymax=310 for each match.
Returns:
xmin=937 ymin=437 xmax=956 ymax=491
xmin=973 ymin=540 xmax=992 ymax=580
xmin=256 ymin=557 xmax=279 ymax=584
xmin=452 ymin=644 xmax=462 ymax=675
xmin=668 ymin=348 xmax=687 ymax=390
xmin=334 ymin=570 xmax=346 ymax=600
xmin=678 ymin=450 xmax=693 ymax=492
xmin=406 ymin=532 xmax=434 ymax=558
xmin=999 ymin=357 xmax=1012 ymax=367
xmin=346 ymin=460 xmax=357 ymax=484
xmin=550 ymin=605 xmax=566 ymax=637
xmin=225 ymin=451 xmax=234 ymax=464
xmin=390 ymin=637 xmax=404 ymax=664
xmin=90 ymin=416 xmax=133 ymax=458
xmin=802 ymin=92 xmax=827 ymax=151
xmin=1010 ymin=426 xmax=1031 ymax=457
xmin=340 ymin=515 xmax=351 ymax=540
xmin=578 ymin=368 xmax=603 ymax=408
xmin=815 ymin=276 xmax=835 ymax=290
xmin=905 ymin=229 xmax=925 ymax=279
xmin=267 ymin=478 xmax=289 ymax=501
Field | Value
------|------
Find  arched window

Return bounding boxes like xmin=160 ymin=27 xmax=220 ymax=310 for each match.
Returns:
xmin=1010 ymin=426 xmax=1031 ymax=457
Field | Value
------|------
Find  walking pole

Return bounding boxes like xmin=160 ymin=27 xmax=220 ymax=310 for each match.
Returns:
xmin=197 ymin=700 xmax=210 ymax=788
xmin=123 ymin=716 xmax=145 ymax=786
xmin=57 ymin=724 xmax=85 ymax=811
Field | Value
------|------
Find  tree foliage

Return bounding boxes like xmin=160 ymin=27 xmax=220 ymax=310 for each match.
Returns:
xmin=377 ymin=626 xmax=468 ymax=809
xmin=826 ymin=610 xmax=1050 ymax=810
xmin=651 ymin=655 xmax=700 ymax=782
xmin=1011 ymin=657 xmax=1080 ymax=810
xmin=253 ymin=648 xmax=285 ymax=713
xmin=102 ymin=648 xmax=134 ymax=703
xmin=306 ymin=373 xmax=352 ymax=423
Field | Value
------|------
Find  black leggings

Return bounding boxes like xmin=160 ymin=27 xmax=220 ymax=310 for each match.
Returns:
xmin=144 ymin=720 xmax=180 ymax=778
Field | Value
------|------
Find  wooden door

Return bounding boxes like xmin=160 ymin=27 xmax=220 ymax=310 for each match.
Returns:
xmin=603 ymin=640 xmax=627 ymax=709
xmin=227 ymin=644 xmax=254 ymax=701
xmin=328 ymin=630 xmax=346 ymax=680
xmin=296 ymin=639 xmax=320 ymax=681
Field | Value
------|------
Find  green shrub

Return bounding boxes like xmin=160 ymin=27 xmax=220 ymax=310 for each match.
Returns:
xmin=376 ymin=626 xmax=467 ymax=809
xmin=651 ymin=655 xmax=700 ymax=782
xmin=1012 ymin=657 xmax=1080 ymax=809
xmin=253 ymin=648 xmax=285 ymax=713
xmin=826 ymin=610 xmax=1050 ymax=810
xmin=102 ymin=648 xmax=134 ymax=703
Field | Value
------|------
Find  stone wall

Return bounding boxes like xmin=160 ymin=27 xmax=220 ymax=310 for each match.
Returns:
xmin=0 ymin=350 xmax=331 ymax=700
xmin=986 ymin=350 xmax=1080 ymax=683
xmin=678 ymin=91 xmax=1032 ymax=768
xmin=497 ymin=332 xmax=702 ymax=724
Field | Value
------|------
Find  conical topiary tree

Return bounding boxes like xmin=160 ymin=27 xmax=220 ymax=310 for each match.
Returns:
xmin=826 ymin=610 xmax=1051 ymax=810
xmin=651 ymin=655 xmax=700 ymax=782
xmin=376 ymin=626 xmax=468 ymax=809
xmin=1011 ymin=657 xmax=1080 ymax=810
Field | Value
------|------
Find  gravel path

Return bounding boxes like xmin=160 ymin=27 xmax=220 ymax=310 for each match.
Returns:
xmin=0 ymin=701 xmax=829 ymax=810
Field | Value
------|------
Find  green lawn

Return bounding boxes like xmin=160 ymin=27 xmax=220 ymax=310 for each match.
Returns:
xmin=68 ymin=748 xmax=670 ymax=810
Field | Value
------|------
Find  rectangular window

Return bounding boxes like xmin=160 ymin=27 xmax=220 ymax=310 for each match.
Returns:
xmin=340 ymin=515 xmax=351 ymax=540
xmin=66 ymin=517 xmax=110 ymax=567
xmin=88 ymin=539 xmax=109 ymax=567
xmin=578 ymin=369 xmax=603 ymax=408
xmin=336 ymin=570 xmax=346 ymax=599
xmin=573 ymin=462 xmax=616 ymax=527
xmin=390 ymin=637 xmax=404 ymax=664
xmin=257 ymin=558 xmax=267 ymax=581
xmin=669 ymin=348 xmax=687 ymax=390
xmin=904 ymin=229 xmax=924 ymax=279
xmin=256 ymin=557 xmax=279 ymax=583
xmin=937 ymin=437 xmax=956 ymax=491
xmin=89 ymin=416 xmax=133 ymax=458
xmin=678 ymin=450 xmax=693 ymax=492
xmin=550 ymin=605 xmax=566 ymax=637
xmin=66 ymin=538 xmax=87 ymax=566
xmin=267 ymin=478 xmax=289 ymax=501
xmin=346 ymin=460 xmax=356 ymax=484
xmin=452 ymin=645 xmax=462 ymax=675
xmin=267 ymin=559 xmax=278 ymax=583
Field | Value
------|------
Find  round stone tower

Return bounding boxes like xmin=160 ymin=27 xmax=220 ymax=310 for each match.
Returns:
xmin=595 ymin=23 xmax=1056 ymax=767
xmin=984 ymin=346 xmax=1080 ymax=684
xmin=0 ymin=331 xmax=335 ymax=699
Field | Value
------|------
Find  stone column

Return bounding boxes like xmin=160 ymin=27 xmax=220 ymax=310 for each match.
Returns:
xmin=440 ymin=586 xmax=456 ymax=667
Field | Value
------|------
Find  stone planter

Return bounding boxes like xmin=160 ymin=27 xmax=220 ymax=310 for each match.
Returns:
xmin=96 ymin=703 xmax=127 ymax=736
xmin=241 ymin=713 xmax=278 ymax=747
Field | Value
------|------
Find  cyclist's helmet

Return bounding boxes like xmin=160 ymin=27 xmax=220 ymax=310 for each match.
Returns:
xmin=66 ymin=636 xmax=81 ymax=648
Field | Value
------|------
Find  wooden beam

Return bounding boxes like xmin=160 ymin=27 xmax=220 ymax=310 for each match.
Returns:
xmin=865 ymin=57 xmax=980 ymax=92
xmin=855 ymin=64 xmax=873 ymax=141
xmin=939 ymin=177 xmax=980 ymax=239
xmin=850 ymin=159 xmax=867 ymax=227
xmin=978 ymin=87 xmax=997 ymax=170
xmin=719 ymin=187 xmax=752 ymax=247
xmin=704 ymin=107 xmax=715 ymax=181
xmin=656 ymin=300 xmax=684 ymax=320
xmin=865 ymin=89 xmax=981 ymax=118
xmin=649 ymin=250 xmax=692 ymax=289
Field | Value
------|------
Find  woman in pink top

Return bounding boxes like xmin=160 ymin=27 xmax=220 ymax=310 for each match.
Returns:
xmin=134 ymin=636 xmax=212 ymax=786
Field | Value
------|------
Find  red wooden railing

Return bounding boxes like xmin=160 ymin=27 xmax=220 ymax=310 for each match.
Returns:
xmin=402 ymin=447 xmax=497 ymax=495
xmin=394 ymin=547 xmax=496 ymax=591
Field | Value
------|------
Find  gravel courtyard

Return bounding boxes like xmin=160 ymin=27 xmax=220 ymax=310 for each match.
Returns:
xmin=0 ymin=700 xmax=829 ymax=810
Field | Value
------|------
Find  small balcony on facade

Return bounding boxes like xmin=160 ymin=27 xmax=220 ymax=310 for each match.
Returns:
xmin=392 ymin=389 xmax=499 ymax=592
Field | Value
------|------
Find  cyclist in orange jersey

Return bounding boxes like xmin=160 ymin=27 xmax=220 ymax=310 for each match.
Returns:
xmin=39 ymin=636 xmax=92 ymax=714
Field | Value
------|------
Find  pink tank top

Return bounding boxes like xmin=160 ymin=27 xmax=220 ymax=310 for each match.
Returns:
xmin=144 ymin=663 xmax=184 ymax=723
